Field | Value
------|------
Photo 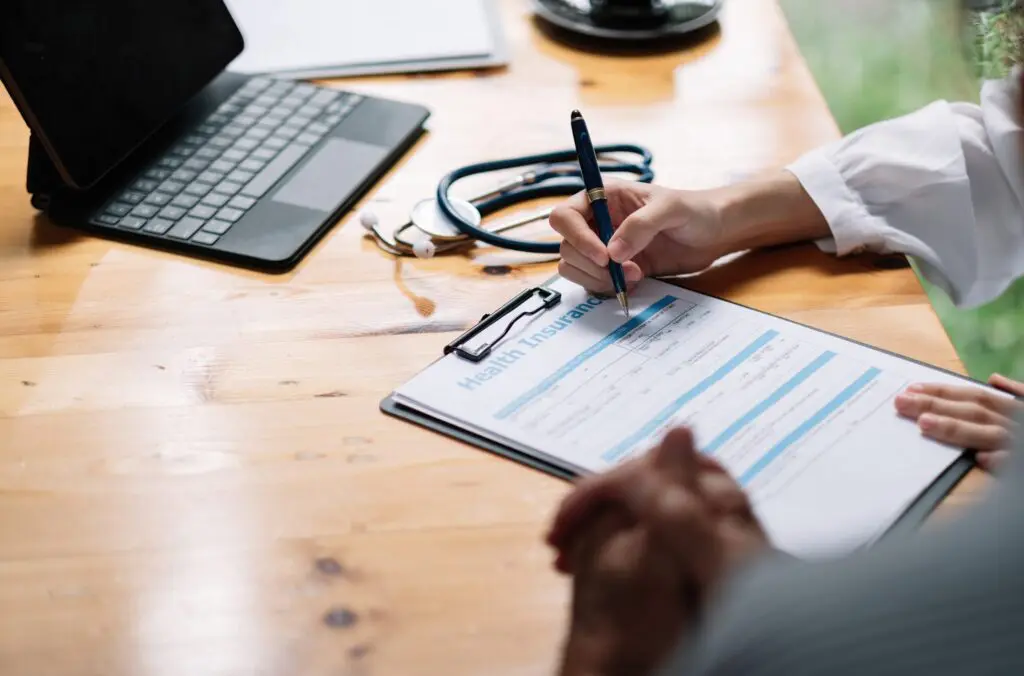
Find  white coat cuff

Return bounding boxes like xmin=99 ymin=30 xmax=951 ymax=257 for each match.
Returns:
xmin=786 ymin=149 xmax=871 ymax=257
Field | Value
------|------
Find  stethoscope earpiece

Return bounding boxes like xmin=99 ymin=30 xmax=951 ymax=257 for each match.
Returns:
xmin=359 ymin=210 xmax=379 ymax=232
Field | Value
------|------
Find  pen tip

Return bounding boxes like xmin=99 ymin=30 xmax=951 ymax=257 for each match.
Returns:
xmin=571 ymin=109 xmax=582 ymax=120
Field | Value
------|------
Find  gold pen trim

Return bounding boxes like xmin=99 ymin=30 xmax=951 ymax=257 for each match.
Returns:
xmin=586 ymin=187 xmax=606 ymax=202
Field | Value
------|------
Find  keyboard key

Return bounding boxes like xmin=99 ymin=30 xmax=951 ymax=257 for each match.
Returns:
xmin=215 ymin=206 xmax=245 ymax=223
xmin=228 ymin=195 xmax=257 ymax=210
xmin=143 ymin=218 xmax=175 ymax=234
xmin=155 ymin=156 xmax=183 ymax=169
xmin=159 ymin=179 xmax=186 ymax=195
xmin=325 ymin=100 xmax=344 ymax=114
xmin=265 ymin=109 xmax=288 ymax=122
xmin=264 ymin=137 xmax=288 ymax=150
xmin=244 ymin=104 xmax=269 ymax=117
xmin=144 ymin=192 xmax=173 ymax=206
xmin=170 ymin=169 xmax=198 ymax=183
xmin=183 ymin=183 xmax=212 ymax=197
xmin=191 ymin=231 xmax=220 ymax=246
xmin=292 ymin=83 xmax=318 ymax=99
xmin=221 ymin=148 xmax=247 ymax=162
xmin=183 ymin=158 xmax=209 ymax=171
xmin=255 ymin=94 xmax=279 ymax=107
xmin=307 ymin=122 xmax=331 ymax=136
xmin=266 ymin=79 xmax=291 ymax=93
xmin=158 ymin=205 xmax=187 ymax=220
xmin=240 ymin=145 xmax=306 ymax=198
xmin=182 ymin=134 xmax=206 ymax=146
xmin=93 ymin=214 xmax=121 ymax=226
xmin=290 ymin=114 xmax=313 ymax=128
xmin=119 ymin=215 xmax=147 ymax=230
xmin=132 ymin=204 xmax=160 ymax=219
xmin=132 ymin=179 xmax=160 ymax=192
xmin=310 ymin=88 xmax=341 ymax=106
xmin=239 ymin=158 xmax=266 ymax=172
xmin=254 ymin=117 xmax=278 ymax=130
xmin=208 ymin=113 xmax=231 ymax=126
xmin=296 ymin=133 xmax=320 ymax=145
xmin=201 ymin=192 xmax=230 ymax=208
xmin=213 ymin=180 xmax=243 ymax=196
xmin=197 ymin=170 xmax=226 ymax=184
xmin=189 ymin=204 xmax=218 ymax=219
xmin=245 ymin=127 xmax=271 ymax=141
xmin=167 ymin=217 xmax=205 ymax=240
xmin=226 ymin=169 xmax=255 ymax=184
xmin=242 ymin=76 xmax=273 ymax=93
xmin=167 ymin=144 xmax=194 ymax=158
xmin=171 ymin=193 xmax=200 ymax=208
xmin=324 ymin=114 xmax=343 ymax=128
xmin=250 ymin=147 xmax=277 ymax=161
xmin=233 ymin=138 xmax=259 ymax=152
xmin=203 ymin=219 xmax=234 ymax=235
xmin=105 ymin=202 xmax=133 ymax=217
xmin=195 ymin=147 xmax=221 ymax=160
xmin=210 ymin=160 xmax=235 ymax=173
xmin=208 ymin=136 xmax=233 ymax=149
xmin=119 ymin=191 xmax=146 ymax=204
xmin=235 ymin=115 xmax=258 ymax=127
xmin=275 ymin=125 xmax=301 ymax=140
xmin=222 ymin=124 xmax=246 ymax=139
xmin=197 ymin=123 xmax=219 ymax=135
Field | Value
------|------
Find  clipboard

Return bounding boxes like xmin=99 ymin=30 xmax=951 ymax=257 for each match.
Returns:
xmin=380 ymin=277 xmax=978 ymax=540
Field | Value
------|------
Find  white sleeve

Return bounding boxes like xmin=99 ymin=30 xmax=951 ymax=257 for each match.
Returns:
xmin=785 ymin=74 xmax=1024 ymax=309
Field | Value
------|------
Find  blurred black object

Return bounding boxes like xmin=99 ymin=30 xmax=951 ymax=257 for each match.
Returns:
xmin=532 ymin=0 xmax=722 ymax=44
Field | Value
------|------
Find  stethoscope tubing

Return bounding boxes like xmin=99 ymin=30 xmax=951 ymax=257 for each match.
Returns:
xmin=435 ymin=144 xmax=654 ymax=254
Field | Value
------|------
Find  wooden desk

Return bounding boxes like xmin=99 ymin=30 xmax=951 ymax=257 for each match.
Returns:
xmin=0 ymin=1 xmax=986 ymax=674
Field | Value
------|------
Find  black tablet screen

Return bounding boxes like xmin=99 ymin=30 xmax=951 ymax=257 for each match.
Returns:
xmin=0 ymin=0 xmax=243 ymax=189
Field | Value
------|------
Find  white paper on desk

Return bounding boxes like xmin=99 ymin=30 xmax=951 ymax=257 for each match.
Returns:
xmin=224 ymin=0 xmax=497 ymax=75
xmin=393 ymin=276 xmax=979 ymax=559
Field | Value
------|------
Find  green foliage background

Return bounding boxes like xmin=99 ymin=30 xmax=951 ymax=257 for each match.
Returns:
xmin=779 ymin=0 xmax=1024 ymax=380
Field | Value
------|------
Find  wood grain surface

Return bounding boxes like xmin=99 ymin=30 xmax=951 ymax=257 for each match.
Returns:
xmin=0 ymin=1 xmax=986 ymax=674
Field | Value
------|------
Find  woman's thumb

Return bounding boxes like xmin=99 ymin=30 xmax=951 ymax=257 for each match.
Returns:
xmin=608 ymin=207 xmax=664 ymax=263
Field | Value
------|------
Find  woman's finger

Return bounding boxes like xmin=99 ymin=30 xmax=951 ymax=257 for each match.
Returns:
xmin=918 ymin=413 xmax=1012 ymax=451
xmin=990 ymin=374 xmax=1024 ymax=398
xmin=905 ymin=382 xmax=1021 ymax=417
xmin=550 ymin=192 xmax=608 ymax=267
xmin=560 ymin=240 xmax=617 ymax=281
xmin=895 ymin=393 xmax=1011 ymax=427
xmin=976 ymin=450 xmax=1010 ymax=473
xmin=557 ymin=261 xmax=615 ymax=295
xmin=557 ymin=260 xmax=644 ymax=294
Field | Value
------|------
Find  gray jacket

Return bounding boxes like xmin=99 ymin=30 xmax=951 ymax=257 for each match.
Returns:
xmin=659 ymin=436 xmax=1024 ymax=676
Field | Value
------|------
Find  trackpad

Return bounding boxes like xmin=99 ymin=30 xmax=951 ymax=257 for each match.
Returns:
xmin=271 ymin=138 xmax=389 ymax=212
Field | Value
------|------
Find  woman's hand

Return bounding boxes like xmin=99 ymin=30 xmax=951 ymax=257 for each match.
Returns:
xmin=548 ymin=170 xmax=832 ymax=295
xmin=894 ymin=374 xmax=1024 ymax=471
xmin=549 ymin=179 xmax=726 ymax=294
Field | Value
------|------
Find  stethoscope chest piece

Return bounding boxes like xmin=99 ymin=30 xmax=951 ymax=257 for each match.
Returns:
xmin=411 ymin=198 xmax=481 ymax=241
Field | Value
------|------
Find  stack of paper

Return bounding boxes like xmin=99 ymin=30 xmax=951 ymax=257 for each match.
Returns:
xmin=223 ymin=0 xmax=508 ymax=78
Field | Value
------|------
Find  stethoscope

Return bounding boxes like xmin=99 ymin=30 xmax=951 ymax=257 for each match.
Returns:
xmin=360 ymin=144 xmax=654 ymax=258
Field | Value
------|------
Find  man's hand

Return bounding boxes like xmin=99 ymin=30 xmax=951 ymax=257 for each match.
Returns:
xmin=894 ymin=373 xmax=1023 ymax=472
xmin=559 ymin=511 xmax=689 ymax=676
xmin=550 ymin=427 xmax=771 ymax=676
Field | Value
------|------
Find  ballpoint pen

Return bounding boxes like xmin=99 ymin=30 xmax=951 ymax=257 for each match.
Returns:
xmin=570 ymin=109 xmax=630 ymax=317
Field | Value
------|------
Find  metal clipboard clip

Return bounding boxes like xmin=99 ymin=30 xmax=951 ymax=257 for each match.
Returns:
xmin=444 ymin=287 xmax=562 ymax=363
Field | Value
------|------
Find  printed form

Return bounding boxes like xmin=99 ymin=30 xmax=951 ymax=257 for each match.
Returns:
xmin=393 ymin=276 xmax=970 ymax=557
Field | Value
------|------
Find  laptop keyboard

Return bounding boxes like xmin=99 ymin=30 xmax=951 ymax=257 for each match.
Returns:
xmin=90 ymin=77 xmax=361 ymax=246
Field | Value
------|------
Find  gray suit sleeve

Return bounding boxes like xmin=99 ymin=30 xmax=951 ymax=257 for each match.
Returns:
xmin=657 ymin=447 xmax=1024 ymax=676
